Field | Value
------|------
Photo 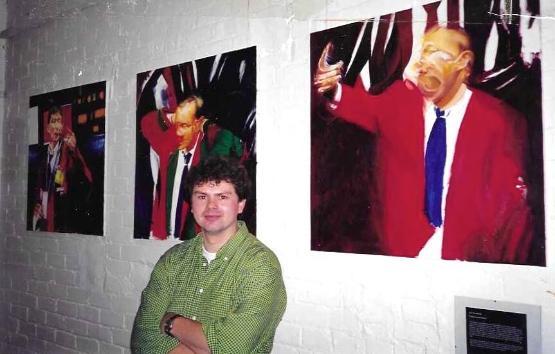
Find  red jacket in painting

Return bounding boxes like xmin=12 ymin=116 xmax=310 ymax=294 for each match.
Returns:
xmin=332 ymin=80 xmax=532 ymax=263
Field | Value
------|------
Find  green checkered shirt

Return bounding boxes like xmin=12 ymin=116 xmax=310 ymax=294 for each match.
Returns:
xmin=131 ymin=221 xmax=287 ymax=353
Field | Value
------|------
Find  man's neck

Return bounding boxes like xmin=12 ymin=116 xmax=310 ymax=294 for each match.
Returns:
xmin=186 ymin=131 xmax=202 ymax=153
xmin=48 ymin=140 xmax=61 ymax=153
xmin=202 ymin=224 xmax=239 ymax=253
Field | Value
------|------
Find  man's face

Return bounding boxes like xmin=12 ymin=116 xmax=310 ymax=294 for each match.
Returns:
xmin=191 ymin=180 xmax=246 ymax=238
xmin=174 ymin=101 xmax=201 ymax=150
xmin=415 ymin=29 xmax=467 ymax=105
xmin=47 ymin=112 xmax=63 ymax=142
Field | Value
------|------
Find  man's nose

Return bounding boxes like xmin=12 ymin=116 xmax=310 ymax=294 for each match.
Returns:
xmin=207 ymin=197 xmax=218 ymax=209
xmin=415 ymin=57 xmax=428 ymax=73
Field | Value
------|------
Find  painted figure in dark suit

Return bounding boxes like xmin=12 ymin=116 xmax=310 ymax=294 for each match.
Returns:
xmin=31 ymin=106 xmax=93 ymax=232
xmin=141 ymin=95 xmax=243 ymax=240
xmin=314 ymin=26 xmax=533 ymax=264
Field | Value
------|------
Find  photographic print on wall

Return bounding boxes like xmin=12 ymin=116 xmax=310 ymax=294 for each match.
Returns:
xmin=311 ymin=0 xmax=544 ymax=265
xmin=27 ymin=81 xmax=106 ymax=236
xmin=134 ymin=46 xmax=256 ymax=240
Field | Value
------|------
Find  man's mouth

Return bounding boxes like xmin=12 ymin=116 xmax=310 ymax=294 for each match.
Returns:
xmin=203 ymin=214 xmax=221 ymax=221
xmin=417 ymin=74 xmax=441 ymax=93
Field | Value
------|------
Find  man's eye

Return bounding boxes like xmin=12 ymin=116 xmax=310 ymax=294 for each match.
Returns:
xmin=197 ymin=195 xmax=206 ymax=200
xmin=431 ymin=51 xmax=452 ymax=61
xmin=422 ymin=46 xmax=436 ymax=56
xmin=219 ymin=195 xmax=228 ymax=200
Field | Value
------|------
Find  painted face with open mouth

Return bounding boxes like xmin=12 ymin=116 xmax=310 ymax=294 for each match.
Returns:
xmin=414 ymin=28 xmax=472 ymax=107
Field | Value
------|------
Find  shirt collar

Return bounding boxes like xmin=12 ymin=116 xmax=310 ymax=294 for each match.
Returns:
xmin=194 ymin=221 xmax=250 ymax=259
xmin=424 ymin=87 xmax=472 ymax=120
xmin=48 ymin=140 xmax=62 ymax=154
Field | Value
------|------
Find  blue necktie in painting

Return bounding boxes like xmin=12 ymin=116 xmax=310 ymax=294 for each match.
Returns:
xmin=425 ymin=107 xmax=446 ymax=227
xmin=175 ymin=152 xmax=192 ymax=238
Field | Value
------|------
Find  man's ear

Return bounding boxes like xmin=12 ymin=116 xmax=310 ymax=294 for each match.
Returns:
xmin=455 ymin=50 xmax=474 ymax=71
xmin=238 ymin=199 xmax=246 ymax=214
xmin=195 ymin=116 xmax=207 ymax=131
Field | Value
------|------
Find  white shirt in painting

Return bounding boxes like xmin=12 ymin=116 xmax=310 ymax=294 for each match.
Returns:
xmin=418 ymin=88 xmax=473 ymax=259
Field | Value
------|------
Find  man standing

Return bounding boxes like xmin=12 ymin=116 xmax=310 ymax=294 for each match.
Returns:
xmin=31 ymin=106 xmax=92 ymax=232
xmin=313 ymin=26 xmax=533 ymax=263
xmin=141 ymin=96 xmax=244 ymax=240
xmin=131 ymin=156 xmax=287 ymax=353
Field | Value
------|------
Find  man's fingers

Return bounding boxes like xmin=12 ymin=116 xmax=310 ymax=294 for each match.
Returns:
xmin=314 ymin=43 xmax=342 ymax=95
xmin=315 ymin=75 xmax=342 ymax=93
xmin=327 ymin=61 xmax=344 ymax=71
xmin=314 ymin=68 xmax=342 ymax=82
xmin=34 ymin=204 xmax=43 ymax=217
xmin=314 ymin=61 xmax=343 ymax=85
xmin=317 ymin=42 xmax=333 ymax=70
xmin=317 ymin=83 xmax=336 ymax=94
xmin=314 ymin=73 xmax=341 ymax=88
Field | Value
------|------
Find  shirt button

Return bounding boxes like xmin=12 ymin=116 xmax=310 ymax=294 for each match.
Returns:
xmin=199 ymin=288 xmax=204 ymax=293
xmin=202 ymin=262 xmax=207 ymax=267
xmin=224 ymin=257 xmax=228 ymax=261
xmin=192 ymin=315 xmax=197 ymax=321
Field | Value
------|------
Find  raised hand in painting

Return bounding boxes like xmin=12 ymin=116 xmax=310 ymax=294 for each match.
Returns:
xmin=63 ymin=130 xmax=77 ymax=151
xmin=313 ymin=42 xmax=344 ymax=96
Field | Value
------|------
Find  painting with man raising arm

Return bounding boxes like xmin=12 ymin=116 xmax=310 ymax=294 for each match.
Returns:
xmin=134 ymin=46 xmax=257 ymax=240
xmin=311 ymin=0 xmax=544 ymax=266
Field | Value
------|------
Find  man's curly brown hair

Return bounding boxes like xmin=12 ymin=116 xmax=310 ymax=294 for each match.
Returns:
xmin=186 ymin=156 xmax=251 ymax=202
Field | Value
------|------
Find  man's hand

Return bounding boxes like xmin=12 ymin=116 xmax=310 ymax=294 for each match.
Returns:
xmin=160 ymin=312 xmax=181 ymax=334
xmin=64 ymin=131 xmax=77 ymax=151
xmin=160 ymin=312 xmax=211 ymax=354
xmin=313 ymin=42 xmax=344 ymax=96
xmin=33 ymin=203 xmax=43 ymax=219
xmin=169 ymin=344 xmax=195 ymax=354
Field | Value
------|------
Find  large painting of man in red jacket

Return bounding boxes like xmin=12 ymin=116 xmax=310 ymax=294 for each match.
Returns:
xmin=311 ymin=1 xmax=544 ymax=266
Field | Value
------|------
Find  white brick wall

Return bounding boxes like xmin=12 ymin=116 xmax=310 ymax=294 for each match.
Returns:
xmin=0 ymin=0 xmax=554 ymax=353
